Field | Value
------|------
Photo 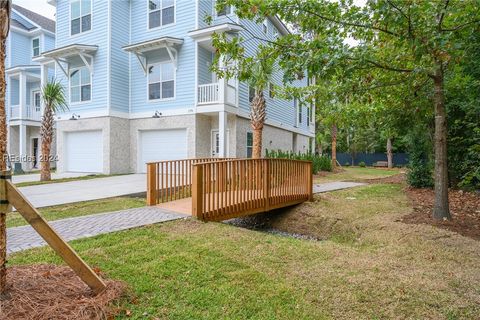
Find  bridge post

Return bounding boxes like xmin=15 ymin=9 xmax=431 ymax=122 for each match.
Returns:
xmin=264 ymin=159 xmax=270 ymax=211
xmin=146 ymin=163 xmax=157 ymax=206
xmin=192 ymin=164 xmax=204 ymax=220
xmin=308 ymin=162 xmax=313 ymax=201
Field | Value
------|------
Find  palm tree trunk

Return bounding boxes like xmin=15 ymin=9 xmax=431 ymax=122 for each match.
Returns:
xmin=432 ymin=65 xmax=450 ymax=220
xmin=40 ymin=107 xmax=53 ymax=181
xmin=0 ymin=1 xmax=10 ymax=296
xmin=250 ymin=90 xmax=266 ymax=159
xmin=387 ymin=137 xmax=393 ymax=168
xmin=331 ymin=124 xmax=337 ymax=168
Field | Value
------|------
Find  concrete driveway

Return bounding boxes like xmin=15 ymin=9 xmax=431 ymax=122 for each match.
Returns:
xmin=16 ymin=174 xmax=146 ymax=208
xmin=12 ymin=172 xmax=93 ymax=184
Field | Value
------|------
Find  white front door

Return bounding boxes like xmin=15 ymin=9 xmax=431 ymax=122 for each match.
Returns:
xmin=211 ymin=130 xmax=229 ymax=157
xmin=138 ymin=129 xmax=188 ymax=173
xmin=65 ymin=130 xmax=103 ymax=173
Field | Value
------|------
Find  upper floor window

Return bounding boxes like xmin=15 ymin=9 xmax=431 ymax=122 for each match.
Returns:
xmin=71 ymin=0 xmax=92 ymax=36
xmin=269 ymin=83 xmax=274 ymax=98
xmin=70 ymin=67 xmax=91 ymax=103
xmin=262 ymin=19 xmax=268 ymax=34
xmin=306 ymin=105 xmax=311 ymax=125
xmin=217 ymin=4 xmax=232 ymax=16
xmin=32 ymin=38 xmax=40 ymax=57
xmin=295 ymin=98 xmax=302 ymax=126
xmin=246 ymin=132 xmax=253 ymax=158
xmin=248 ymin=85 xmax=255 ymax=103
xmin=148 ymin=62 xmax=175 ymax=100
xmin=149 ymin=0 xmax=174 ymax=29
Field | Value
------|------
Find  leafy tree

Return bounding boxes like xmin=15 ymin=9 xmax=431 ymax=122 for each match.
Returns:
xmin=0 ymin=0 xmax=11 ymax=296
xmin=216 ymin=0 xmax=480 ymax=220
xmin=41 ymin=81 xmax=68 ymax=181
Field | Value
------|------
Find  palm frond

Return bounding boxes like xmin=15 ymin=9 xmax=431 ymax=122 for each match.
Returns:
xmin=41 ymin=79 xmax=69 ymax=114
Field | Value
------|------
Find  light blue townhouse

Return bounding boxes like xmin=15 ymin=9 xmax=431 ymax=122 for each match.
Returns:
xmin=5 ymin=5 xmax=56 ymax=171
xmin=34 ymin=0 xmax=315 ymax=174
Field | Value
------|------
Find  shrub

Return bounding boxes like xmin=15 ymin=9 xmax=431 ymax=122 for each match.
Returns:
xmin=405 ymin=128 xmax=434 ymax=188
xmin=358 ymin=161 xmax=366 ymax=167
xmin=265 ymin=149 xmax=332 ymax=173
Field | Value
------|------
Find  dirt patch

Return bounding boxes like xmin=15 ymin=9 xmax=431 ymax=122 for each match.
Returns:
xmin=356 ymin=173 xmax=406 ymax=184
xmin=402 ymin=188 xmax=480 ymax=240
xmin=0 ymin=264 xmax=125 ymax=320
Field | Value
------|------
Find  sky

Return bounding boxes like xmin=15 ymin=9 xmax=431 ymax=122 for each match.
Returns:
xmin=13 ymin=0 xmax=56 ymax=20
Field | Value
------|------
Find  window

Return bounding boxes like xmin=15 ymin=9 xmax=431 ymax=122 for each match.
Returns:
xmin=148 ymin=62 xmax=175 ymax=100
xmin=295 ymin=98 xmax=302 ymax=126
xmin=246 ymin=132 xmax=253 ymax=158
xmin=71 ymin=0 xmax=91 ymax=36
xmin=248 ymin=85 xmax=255 ymax=103
xmin=32 ymin=38 xmax=40 ymax=57
xmin=149 ymin=0 xmax=174 ymax=29
xmin=273 ymin=27 xmax=279 ymax=38
xmin=70 ymin=67 xmax=91 ymax=103
xmin=217 ymin=3 xmax=232 ymax=16
xmin=269 ymin=82 xmax=274 ymax=98
xmin=262 ymin=19 xmax=268 ymax=34
xmin=306 ymin=105 xmax=310 ymax=125
xmin=33 ymin=91 xmax=41 ymax=111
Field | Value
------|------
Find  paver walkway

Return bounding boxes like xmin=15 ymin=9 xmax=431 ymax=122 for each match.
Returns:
xmin=7 ymin=206 xmax=187 ymax=254
xmin=313 ymin=181 xmax=366 ymax=193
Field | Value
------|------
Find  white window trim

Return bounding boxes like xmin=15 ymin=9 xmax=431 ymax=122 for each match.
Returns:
xmin=147 ymin=61 xmax=176 ymax=102
xmin=32 ymin=90 xmax=41 ymax=111
xmin=246 ymin=131 xmax=253 ymax=158
xmin=147 ymin=0 xmax=176 ymax=31
xmin=214 ymin=0 xmax=233 ymax=17
xmin=262 ymin=19 xmax=268 ymax=35
xmin=32 ymin=37 xmax=40 ymax=58
xmin=69 ymin=66 xmax=92 ymax=105
xmin=295 ymin=98 xmax=302 ymax=127
xmin=69 ymin=0 xmax=93 ymax=37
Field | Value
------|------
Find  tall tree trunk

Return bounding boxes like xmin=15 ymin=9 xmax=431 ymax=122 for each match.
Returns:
xmin=331 ymin=124 xmax=337 ymax=168
xmin=40 ymin=107 xmax=53 ymax=181
xmin=386 ymin=137 xmax=393 ymax=168
xmin=0 ymin=1 xmax=10 ymax=296
xmin=250 ymin=90 xmax=266 ymax=159
xmin=432 ymin=65 xmax=451 ymax=220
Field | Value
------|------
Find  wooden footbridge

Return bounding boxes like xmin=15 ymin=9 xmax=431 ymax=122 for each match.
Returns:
xmin=146 ymin=158 xmax=313 ymax=221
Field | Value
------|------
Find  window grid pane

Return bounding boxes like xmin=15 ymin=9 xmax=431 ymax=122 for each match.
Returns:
xmin=81 ymin=0 xmax=91 ymax=15
xmin=162 ymin=7 xmax=174 ymax=25
xmin=161 ymin=80 xmax=174 ymax=99
xmin=71 ymin=18 xmax=81 ymax=35
xmin=149 ymin=11 xmax=161 ymax=29
xmin=81 ymin=85 xmax=91 ymax=101
xmin=149 ymin=83 xmax=161 ymax=100
xmin=81 ymin=14 xmax=91 ymax=32
xmin=71 ymin=1 xmax=80 ymax=19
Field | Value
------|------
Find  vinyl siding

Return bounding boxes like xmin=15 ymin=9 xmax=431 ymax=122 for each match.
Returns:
xmin=10 ymin=80 xmax=19 ymax=105
xmin=9 ymin=31 xmax=31 ymax=66
xmin=110 ymin=0 xmax=130 ymax=113
xmin=129 ymin=0 xmax=197 ymax=114
xmin=238 ymin=17 xmax=309 ymax=134
xmin=198 ymin=46 xmax=213 ymax=85
xmin=198 ymin=0 xmax=213 ymax=28
xmin=55 ymin=0 xmax=109 ymax=115
xmin=43 ymin=34 xmax=55 ymax=52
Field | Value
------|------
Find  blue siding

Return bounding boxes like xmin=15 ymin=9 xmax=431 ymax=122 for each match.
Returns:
xmin=198 ymin=46 xmax=213 ymax=85
xmin=43 ymin=34 xmax=55 ymax=52
xmin=10 ymin=80 xmax=19 ymax=105
xmin=198 ymin=0 xmax=213 ymax=28
xmin=9 ymin=31 xmax=31 ymax=66
xmin=55 ymin=0 xmax=109 ymax=115
xmin=238 ymin=18 xmax=308 ymax=134
xmin=129 ymin=0 xmax=197 ymax=114
xmin=110 ymin=0 xmax=130 ymax=113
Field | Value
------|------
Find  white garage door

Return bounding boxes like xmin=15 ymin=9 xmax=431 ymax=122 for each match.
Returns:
xmin=65 ymin=130 xmax=103 ymax=173
xmin=138 ymin=129 xmax=187 ymax=173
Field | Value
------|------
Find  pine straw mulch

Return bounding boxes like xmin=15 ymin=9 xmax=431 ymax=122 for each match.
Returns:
xmin=402 ymin=187 xmax=480 ymax=241
xmin=0 ymin=264 xmax=126 ymax=320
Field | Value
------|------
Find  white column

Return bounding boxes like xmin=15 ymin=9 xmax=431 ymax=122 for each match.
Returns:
xmin=40 ymin=63 xmax=48 ymax=113
xmin=218 ymin=111 xmax=228 ymax=158
xmin=19 ymin=124 xmax=27 ymax=170
xmin=19 ymin=72 xmax=26 ymax=119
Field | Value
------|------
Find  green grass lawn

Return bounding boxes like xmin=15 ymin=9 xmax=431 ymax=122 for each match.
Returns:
xmin=6 ymin=196 xmax=146 ymax=228
xmin=314 ymin=166 xmax=402 ymax=183
xmin=8 ymin=182 xmax=480 ymax=319
xmin=15 ymin=174 xmax=126 ymax=187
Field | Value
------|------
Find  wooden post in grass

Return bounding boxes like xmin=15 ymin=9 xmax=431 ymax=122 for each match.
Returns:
xmin=0 ymin=170 xmax=12 ymax=296
xmin=4 ymin=180 xmax=106 ymax=295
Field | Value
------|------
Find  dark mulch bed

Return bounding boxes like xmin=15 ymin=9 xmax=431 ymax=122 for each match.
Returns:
xmin=402 ymin=187 xmax=480 ymax=240
xmin=0 ymin=264 xmax=125 ymax=320
xmin=359 ymin=173 xmax=406 ymax=184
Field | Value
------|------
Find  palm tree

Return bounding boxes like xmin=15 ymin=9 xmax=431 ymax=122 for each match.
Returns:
xmin=246 ymin=58 xmax=273 ymax=159
xmin=40 ymin=80 xmax=68 ymax=181
xmin=0 ymin=0 xmax=11 ymax=296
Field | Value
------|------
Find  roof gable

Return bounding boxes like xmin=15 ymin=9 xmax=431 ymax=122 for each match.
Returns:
xmin=12 ymin=4 xmax=55 ymax=33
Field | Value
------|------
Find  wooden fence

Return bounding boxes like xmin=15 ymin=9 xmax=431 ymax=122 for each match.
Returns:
xmin=192 ymin=159 xmax=313 ymax=221
xmin=146 ymin=158 xmax=233 ymax=205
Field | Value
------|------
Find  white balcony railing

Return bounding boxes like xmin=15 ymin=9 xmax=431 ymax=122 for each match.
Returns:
xmin=198 ymin=83 xmax=219 ymax=104
xmin=9 ymin=105 xmax=42 ymax=121
xmin=198 ymin=82 xmax=237 ymax=106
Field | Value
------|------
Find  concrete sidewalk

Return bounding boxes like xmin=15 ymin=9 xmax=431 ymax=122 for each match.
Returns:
xmin=17 ymin=174 xmax=146 ymax=208
xmin=313 ymin=181 xmax=366 ymax=193
xmin=7 ymin=206 xmax=187 ymax=254
xmin=12 ymin=172 xmax=93 ymax=184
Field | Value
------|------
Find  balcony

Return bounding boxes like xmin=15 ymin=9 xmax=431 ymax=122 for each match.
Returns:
xmin=197 ymin=82 xmax=236 ymax=106
xmin=9 ymin=105 xmax=42 ymax=122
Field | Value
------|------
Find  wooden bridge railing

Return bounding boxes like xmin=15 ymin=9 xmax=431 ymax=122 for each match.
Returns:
xmin=146 ymin=158 xmax=233 ymax=205
xmin=192 ymin=159 xmax=313 ymax=221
